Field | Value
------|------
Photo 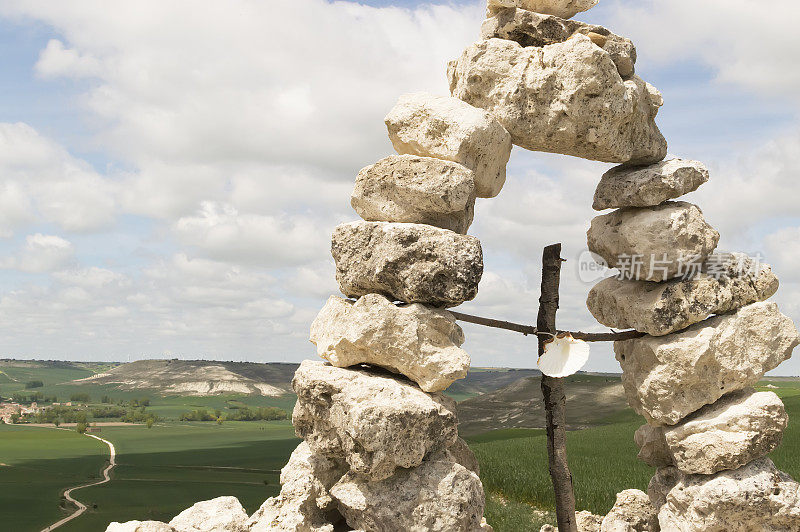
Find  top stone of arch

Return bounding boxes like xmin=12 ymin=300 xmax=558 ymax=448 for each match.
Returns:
xmin=487 ymin=0 xmax=598 ymax=20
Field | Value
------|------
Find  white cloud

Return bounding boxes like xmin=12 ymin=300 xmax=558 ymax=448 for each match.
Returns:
xmin=4 ymin=0 xmax=483 ymax=171
xmin=0 ymin=122 xmax=116 ymax=234
xmin=173 ymin=202 xmax=330 ymax=267
xmin=35 ymin=39 xmax=101 ymax=78
xmin=1 ymin=233 xmax=74 ymax=273
xmin=765 ymin=227 xmax=800 ymax=281
xmin=609 ymin=0 xmax=800 ymax=102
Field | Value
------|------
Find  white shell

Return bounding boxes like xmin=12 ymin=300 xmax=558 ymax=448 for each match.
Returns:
xmin=537 ymin=334 xmax=590 ymax=378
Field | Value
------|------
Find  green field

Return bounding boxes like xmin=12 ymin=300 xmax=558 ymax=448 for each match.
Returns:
xmin=1 ymin=360 xmax=798 ymax=532
xmin=0 ymin=421 xmax=299 ymax=531
xmin=472 ymin=378 xmax=800 ymax=531
xmin=0 ymin=425 xmax=109 ymax=531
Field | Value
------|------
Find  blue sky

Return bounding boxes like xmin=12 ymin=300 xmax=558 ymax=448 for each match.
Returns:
xmin=0 ymin=0 xmax=799 ymax=375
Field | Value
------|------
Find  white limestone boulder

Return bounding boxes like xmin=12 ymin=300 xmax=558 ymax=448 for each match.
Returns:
xmin=482 ymin=7 xmax=636 ymax=78
xmin=600 ymin=489 xmax=658 ymax=532
xmin=587 ymin=253 xmax=779 ymax=335
xmin=615 ymin=301 xmax=799 ymax=425
xmin=487 ymin=0 xmax=598 ymax=20
xmin=540 ymin=511 xmax=603 ymax=532
xmin=384 ymin=93 xmax=512 ymax=198
xmin=310 ymin=294 xmax=469 ymax=392
xmin=332 ymin=221 xmax=483 ymax=307
xmin=351 ymin=155 xmax=476 ymax=234
xmin=448 ymin=36 xmax=666 ymax=164
xmin=291 ymin=361 xmax=458 ymax=482
xmin=330 ymin=455 xmax=486 ymax=532
xmin=168 ymin=496 xmax=248 ymax=532
xmin=106 ymin=523 xmax=174 ymax=532
xmin=648 ymin=458 xmax=800 ymax=531
xmin=587 ymin=202 xmax=720 ymax=282
xmin=593 ymin=159 xmax=709 ymax=210
xmin=247 ymin=441 xmax=347 ymax=532
xmin=634 ymin=389 xmax=787 ymax=475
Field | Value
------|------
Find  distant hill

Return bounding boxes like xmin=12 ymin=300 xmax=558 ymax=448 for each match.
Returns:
xmin=456 ymin=373 xmax=629 ymax=436
xmin=445 ymin=367 xmax=542 ymax=399
xmin=73 ymin=359 xmax=299 ymax=396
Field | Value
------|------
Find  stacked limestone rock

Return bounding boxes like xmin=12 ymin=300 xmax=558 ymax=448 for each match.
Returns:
xmin=107 ymin=0 xmax=800 ymax=530
xmin=448 ymin=0 xmax=800 ymax=530
xmin=246 ymin=49 xmax=520 ymax=532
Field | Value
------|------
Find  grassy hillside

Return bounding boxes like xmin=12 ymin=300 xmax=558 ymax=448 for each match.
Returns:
xmin=456 ymin=374 xmax=628 ymax=435
xmin=70 ymin=359 xmax=299 ymax=396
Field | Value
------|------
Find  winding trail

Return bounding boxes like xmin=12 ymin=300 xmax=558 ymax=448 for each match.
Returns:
xmin=41 ymin=432 xmax=116 ymax=532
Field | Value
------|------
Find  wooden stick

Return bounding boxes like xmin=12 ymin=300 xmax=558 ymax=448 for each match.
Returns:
xmin=449 ymin=311 xmax=645 ymax=343
xmin=537 ymin=243 xmax=577 ymax=532
xmin=448 ymin=311 xmax=538 ymax=336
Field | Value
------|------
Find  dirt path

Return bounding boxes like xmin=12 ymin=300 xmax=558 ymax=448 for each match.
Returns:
xmin=41 ymin=432 xmax=116 ymax=532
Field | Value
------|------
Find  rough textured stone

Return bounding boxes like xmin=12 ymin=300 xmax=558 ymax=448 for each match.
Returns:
xmin=330 ymin=456 xmax=486 ymax=532
xmin=448 ymin=436 xmax=481 ymax=475
xmin=593 ymin=159 xmax=709 ymax=210
xmin=168 ymin=497 xmax=248 ymax=532
xmin=385 ymin=92 xmax=512 ymax=198
xmin=487 ymin=0 xmax=598 ymax=20
xmin=615 ymin=301 xmax=799 ymax=425
xmin=351 ymin=155 xmax=476 ymax=234
xmin=291 ymin=361 xmax=458 ymax=482
xmin=587 ymin=202 xmax=720 ymax=282
xmin=600 ymin=489 xmax=658 ymax=532
xmin=634 ymin=424 xmax=673 ymax=468
xmin=635 ymin=389 xmax=787 ymax=475
xmin=648 ymin=458 xmax=800 ymax=531
xmin=309 ymin=294 xmax=470 ymax=392
xmin=106 ymin=523 xmax=174 ymax=532
xmin=332 ymin=221 xmax=483 ymax=307
xmin=247 ymin=442 xmax=347 ymax=532
xmin=448 ymin=37 xmax=666 ymax=164
xmin=587 ymin=253 xmax=779 ymax=335
xmin=481 ymin=7 xmax=635 ymax=78
xmin=540 ymin=511 xmax=603 ymax=532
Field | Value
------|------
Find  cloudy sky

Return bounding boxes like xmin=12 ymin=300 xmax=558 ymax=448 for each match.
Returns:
xmin=0 ymin=0 xmax=798 ymax=375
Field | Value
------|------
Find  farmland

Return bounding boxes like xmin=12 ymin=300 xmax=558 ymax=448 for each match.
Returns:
xmin=1 ymin=360 xmax=798 ymax=531
xmin=0 ymin=421 xmax=299 ymax=531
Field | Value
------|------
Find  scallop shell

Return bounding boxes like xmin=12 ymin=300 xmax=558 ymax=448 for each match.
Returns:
xmin=537 ymin=333 xmax=590 ymax=378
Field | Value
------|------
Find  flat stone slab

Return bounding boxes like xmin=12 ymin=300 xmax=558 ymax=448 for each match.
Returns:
xmin=351 ymin=155 xmax=475 ymax=234
xmin=332 ymin=221 xmax=483 ymax=307
xmin=648 ymin=458 xmax=800 ymax=531
xmin=635 ymin=388 xmax=787 ymax=475
xmin=587 ymin=201 xmax=720 ymax=282
xmin=310 ymin=294 xmax=470 ymax=392
xmin=331 ymin=455 xmax=487 ymax=532
xmin=291 ymin=361 xmax=458 ymax=482
xmin=448 ymin=36 xmax=666 ymax=164
xmin=615 ymin=301 xmax=799 ymax=425
xmin=385 ymin=92 xmax=512 ymax=198
xmin=487 ymin=0 xmax=598 ymax=20
xmin=482 ymin=7 xmax=636 ymax=78
xmin=587 ymin=252 xmax=779 ymax=335
xmin=593 ymin=158 xmax=709 ymax=210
